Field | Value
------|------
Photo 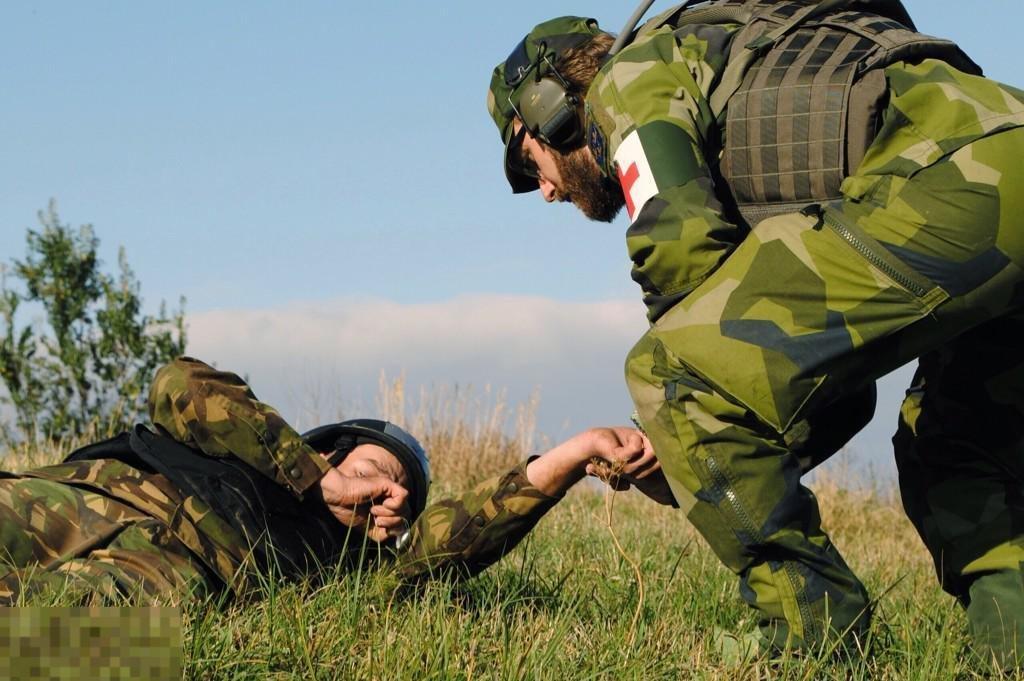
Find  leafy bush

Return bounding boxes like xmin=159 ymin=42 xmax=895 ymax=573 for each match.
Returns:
xmin=0 ymin=200 xmax=186 ymax=443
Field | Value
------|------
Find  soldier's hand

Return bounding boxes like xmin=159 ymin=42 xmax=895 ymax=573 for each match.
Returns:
xmin=585 ymin=428 xmax=674 ymax=505
xmin=368 ymin=490 xmax=412 ymax=542
xmin=318 ymin=468 xmax=410 ymax=541
xmin=585 ymin=427 xmax=661 ymax=482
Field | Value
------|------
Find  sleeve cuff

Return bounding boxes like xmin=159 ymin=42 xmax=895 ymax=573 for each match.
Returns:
xmin=278 ymin=439 xmax=332 ymax=496
xmin=465 ymin=459 xmax=559 ymax=532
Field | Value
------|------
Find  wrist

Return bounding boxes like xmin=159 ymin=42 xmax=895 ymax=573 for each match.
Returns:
xmin=525 ymin=431 xmax=594 ymax=497
xmin=565 ymin=429 xmax=603 ymax=468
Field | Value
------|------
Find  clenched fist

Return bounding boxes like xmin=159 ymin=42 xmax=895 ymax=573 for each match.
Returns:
xmin=318 ymin=468 xmax=410 ymax=542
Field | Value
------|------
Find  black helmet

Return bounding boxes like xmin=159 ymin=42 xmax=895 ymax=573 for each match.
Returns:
xmin=302 ymin=419 xmax=431 ymax=522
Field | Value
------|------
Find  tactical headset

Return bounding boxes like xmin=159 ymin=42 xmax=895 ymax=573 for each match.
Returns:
xmin=503 ymin=0 xmax=668 ymax=152
xmin=499 ymin=1 xmax=676 ymax=190
xmin=502 ymin=31 xmax=593 ymax=177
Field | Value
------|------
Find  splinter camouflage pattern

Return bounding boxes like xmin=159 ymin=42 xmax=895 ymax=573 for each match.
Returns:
xmin=490 ymin=0 xmax=1024 ymax=666
xmin=0 ymin=358 xmax=557 ymax=604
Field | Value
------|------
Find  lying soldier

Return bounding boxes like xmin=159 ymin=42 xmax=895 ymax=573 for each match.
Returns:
xmin=0 ymin=356 xmax=670 ymax=604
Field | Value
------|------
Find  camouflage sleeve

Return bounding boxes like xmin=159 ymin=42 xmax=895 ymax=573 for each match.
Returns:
xmin=586 ymin=26 xmax=745 ymax=322
xmin=147 ymin=357 xmax=331 ymax=499
xmin=843 ymin=59 xmax=1024 ymax=194
xmin=394 ymin=460 xmax=558 ymax=581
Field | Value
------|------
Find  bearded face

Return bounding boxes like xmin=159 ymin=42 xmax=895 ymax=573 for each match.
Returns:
xmin=552 ymin=144 xmax=626 ymax=223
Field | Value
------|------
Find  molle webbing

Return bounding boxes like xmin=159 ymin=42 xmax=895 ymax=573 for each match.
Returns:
xmin=723 ymin=17 xmax=876 ymax=220
xmin=687 ymin=0 xmax=981 ymax=225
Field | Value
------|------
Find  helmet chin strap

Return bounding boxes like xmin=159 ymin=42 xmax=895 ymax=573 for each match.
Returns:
xmin=325 ymin=434 xmax=358 ymax=467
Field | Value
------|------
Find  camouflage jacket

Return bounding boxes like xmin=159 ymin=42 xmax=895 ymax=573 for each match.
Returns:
xmin=25 ymin=358 xmax=558 ymax=593
xmin=586 ymin=0 xmax=1024 ymax=322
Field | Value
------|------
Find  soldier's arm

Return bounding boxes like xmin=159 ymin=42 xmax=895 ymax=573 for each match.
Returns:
xmin=394 ymin=428 xmax=648 ymax=581
xmin=587 ymin=27 xmax=743 ymax=322
xmin=148 ymin=356 xmax=330 ymax=499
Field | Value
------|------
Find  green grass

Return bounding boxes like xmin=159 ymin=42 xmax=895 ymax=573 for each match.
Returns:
xmin=174 ymin=481 xmax=1009 ymax=680
xmin=3 ymin=381 xmax=1020 ymax=680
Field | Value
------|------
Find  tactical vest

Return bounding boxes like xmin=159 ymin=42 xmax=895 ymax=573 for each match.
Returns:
xmin=638 ymin=0 xmax=981 ymax=225
xmin=65 ymin=425 xmax=352 ymax=579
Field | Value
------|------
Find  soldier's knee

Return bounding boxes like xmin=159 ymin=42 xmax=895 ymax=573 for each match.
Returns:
xmin=624 ymin=330 xmax=684 ymax=423
xmin=967 ymin=570 xmax=1024 ymax=670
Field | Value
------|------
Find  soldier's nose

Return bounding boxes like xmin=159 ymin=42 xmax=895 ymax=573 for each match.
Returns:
xmin=539 ymin=178 xmax=558 ymax=202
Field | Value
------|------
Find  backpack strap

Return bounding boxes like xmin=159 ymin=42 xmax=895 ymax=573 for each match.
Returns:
xmin=67 ymin=424 xmax=349 ymax=578
xmin=710 ymin=0 xmax=858 ymax=117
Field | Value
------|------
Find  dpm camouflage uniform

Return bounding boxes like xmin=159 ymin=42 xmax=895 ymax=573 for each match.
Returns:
xmin=486 ymin=0 xmax=1024 ymax=666
xmin=0 ymin=358 xmax=557 ymax=604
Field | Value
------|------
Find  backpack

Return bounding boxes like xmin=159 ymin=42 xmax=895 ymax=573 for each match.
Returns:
xmin=65 ymin=425 xmax=353 ymax=579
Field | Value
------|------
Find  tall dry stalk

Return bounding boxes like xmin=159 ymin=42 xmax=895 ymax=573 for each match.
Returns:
xmin=589 ymin=457 xmax=646 ymax=649
xmin=374 ymin=371 xmax=539 ymax=491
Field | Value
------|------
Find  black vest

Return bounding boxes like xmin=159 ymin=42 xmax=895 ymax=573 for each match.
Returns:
xmin=66 ymin=425 xmax=355 ymax=579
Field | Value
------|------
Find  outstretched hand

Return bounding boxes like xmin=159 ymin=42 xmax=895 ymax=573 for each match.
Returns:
xmin=524 ymin=426 xmax=675 ymax=504
xmin=318 ymin=468 xmax=410 ymax=543
xmin=586 ymin=428 xmax=676 ymax=506
xmin=584 ymin=427 xmax=658 ymax=482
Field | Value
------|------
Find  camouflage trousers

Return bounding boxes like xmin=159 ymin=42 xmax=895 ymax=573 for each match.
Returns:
xmin=627 ymin=125 xmax=1024 ymax=665
xmin=0 ymin=473 xmax=217 ymax=605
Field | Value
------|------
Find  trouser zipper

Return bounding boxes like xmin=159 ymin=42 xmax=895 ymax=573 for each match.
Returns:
xmin=704 ymin=455 xmax=817 ymax=642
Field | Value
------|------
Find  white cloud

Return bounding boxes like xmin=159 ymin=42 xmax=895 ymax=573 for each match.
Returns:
xmin=186 ymin=295 xmax=648 ymax=438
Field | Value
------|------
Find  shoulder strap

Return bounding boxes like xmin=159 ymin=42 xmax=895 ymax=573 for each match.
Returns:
xmin=64 ymin=431 xmax=139 ymax=465
xmin=710 ymin=0 xmax=858 ymax=117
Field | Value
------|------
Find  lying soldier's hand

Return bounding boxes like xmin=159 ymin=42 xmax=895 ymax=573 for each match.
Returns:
xmin=585 ymin=427 xmax=657 ymax=482
xmin=318 ymin=468 xmax=410 ymax=542
xmin=586 ymin=428 xmax=676 ymax=506
xmin=525 ymin=426 xmax=669 ymax=501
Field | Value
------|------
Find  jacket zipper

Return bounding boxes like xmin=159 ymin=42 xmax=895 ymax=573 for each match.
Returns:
xmin=823 ymin=212 xmax=930 ymax=298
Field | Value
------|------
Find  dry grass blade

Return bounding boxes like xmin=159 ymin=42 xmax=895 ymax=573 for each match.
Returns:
xmin=588 ymin=456 xmax=646 ymax=649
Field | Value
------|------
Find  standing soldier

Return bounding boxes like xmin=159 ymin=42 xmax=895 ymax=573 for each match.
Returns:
xmin=487 ymin=0 xmax=1024 ymax=668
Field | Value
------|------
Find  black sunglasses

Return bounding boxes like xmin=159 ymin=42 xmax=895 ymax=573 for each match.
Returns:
xmin=506 ymin=125 xmax=540 ymax=179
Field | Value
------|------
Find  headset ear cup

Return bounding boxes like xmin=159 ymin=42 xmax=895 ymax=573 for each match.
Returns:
xmin=561 ymin=93 xmax=583 ymax=147
xmin=515 ymin=78 xmax=547 ymax=137
xmin=518 ymin=77 xmax=583 ymax=149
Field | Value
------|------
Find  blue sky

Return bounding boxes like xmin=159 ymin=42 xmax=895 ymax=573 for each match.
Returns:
xmin=1 ymin=1 xmax=1020 ymax=475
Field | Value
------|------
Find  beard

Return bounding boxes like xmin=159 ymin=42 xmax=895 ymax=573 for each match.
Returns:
xmin=553 ymin=145 xmax=625 ymax=223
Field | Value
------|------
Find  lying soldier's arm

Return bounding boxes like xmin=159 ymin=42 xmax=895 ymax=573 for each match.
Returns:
xmin=394 ymin=428 xmax=650 ymax=581
xmin=147 ymin=356 xmax=331 ymax=499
